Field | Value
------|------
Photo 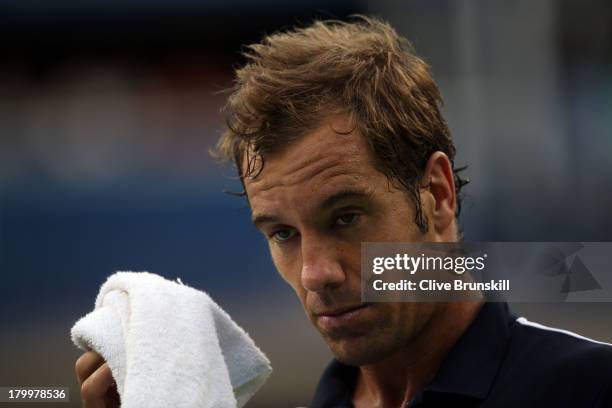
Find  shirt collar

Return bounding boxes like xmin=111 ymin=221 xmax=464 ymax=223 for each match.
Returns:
xmin=419 ymin=301 xmax=512 ymax=401
xmin=310 ymin=302 xmax=514 ymax=407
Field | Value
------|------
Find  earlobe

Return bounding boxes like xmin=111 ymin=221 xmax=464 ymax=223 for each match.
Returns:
xmin=422 ymin=152 xmax=457 ymax=235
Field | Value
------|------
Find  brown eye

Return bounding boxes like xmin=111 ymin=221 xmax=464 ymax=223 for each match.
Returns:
xmin=336 ymin=213 xmax=359 ymax=226
xmin=272 ymin=229 xmax=296 ymax=242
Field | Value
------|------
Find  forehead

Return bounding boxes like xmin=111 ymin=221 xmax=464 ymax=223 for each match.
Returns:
xmin=244 ymin=116 xmax=381 ymax=208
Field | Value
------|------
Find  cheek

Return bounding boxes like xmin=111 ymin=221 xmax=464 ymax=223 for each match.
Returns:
xmin=272 ymin=254 xmax=309 ymax=310
xmin=270 ymin=249 xmax=311 ymax=311
xmin=397 ymin=303 xmax=436 ymax=337
xmin=270 ymin=245 xmax=302 ymax=289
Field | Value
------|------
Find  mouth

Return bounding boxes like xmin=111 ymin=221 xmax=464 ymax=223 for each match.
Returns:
xmin=314 ymin=303 xmax=371 ymax=331
xmin=315 ymin=304 xmax=369 ymax=317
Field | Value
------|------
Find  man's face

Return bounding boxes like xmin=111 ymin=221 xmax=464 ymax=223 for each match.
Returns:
xmin=245 ymin=116 xmax=442 ymax=366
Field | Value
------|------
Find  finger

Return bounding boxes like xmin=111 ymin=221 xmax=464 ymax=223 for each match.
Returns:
xmin=82 ymin=396 xmax=105 ymax=408
xmin=81 ymin=362 xmax=115 ymax=403
xmin=75 ymin=351 xmax=105 ymax=385
xmin=104 ymin=382 xmax=121 ymax=407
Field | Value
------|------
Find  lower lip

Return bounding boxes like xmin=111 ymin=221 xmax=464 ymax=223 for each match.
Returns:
xmin=317 ymin=305 xmax=370 ymax=331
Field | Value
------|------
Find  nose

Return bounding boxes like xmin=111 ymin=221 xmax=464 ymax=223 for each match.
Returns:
xmin=300 ymin=233 xmax=346 ymax=293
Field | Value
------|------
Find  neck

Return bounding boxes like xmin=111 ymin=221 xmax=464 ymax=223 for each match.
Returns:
xmin=353 ymin=301 xmax=484 ymax=408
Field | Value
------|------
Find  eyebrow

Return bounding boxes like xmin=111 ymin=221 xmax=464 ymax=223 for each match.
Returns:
xmin=251 ymin=188 xmax=373 ymax=228
xmin=319 ymin=188 xmax=373 ymax=210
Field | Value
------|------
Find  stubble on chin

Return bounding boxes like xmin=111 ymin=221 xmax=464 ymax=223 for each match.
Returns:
xmin=316 ymin=310 xmax=402 ymax=366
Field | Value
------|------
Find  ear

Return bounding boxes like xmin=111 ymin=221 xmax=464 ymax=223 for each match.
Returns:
xmin=421 ymin=151 xmax=457 ymax=236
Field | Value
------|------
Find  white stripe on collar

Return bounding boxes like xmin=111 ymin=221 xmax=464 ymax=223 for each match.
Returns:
xmin=516 ymin=316 xmax=612 ymax=347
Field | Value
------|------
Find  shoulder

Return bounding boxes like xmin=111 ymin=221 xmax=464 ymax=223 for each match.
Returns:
xmin=501 ymin=315 xmax=612 ymax=404
xmin=510 ymin=316 xmax=612 ymax=369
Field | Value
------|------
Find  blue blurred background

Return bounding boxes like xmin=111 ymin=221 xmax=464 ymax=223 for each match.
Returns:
xmin=1 ymin=0 xmax=611 ymax=406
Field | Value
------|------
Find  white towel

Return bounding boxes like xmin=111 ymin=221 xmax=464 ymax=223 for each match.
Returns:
xmin=71 ymin=271 xmax=272 ymax=408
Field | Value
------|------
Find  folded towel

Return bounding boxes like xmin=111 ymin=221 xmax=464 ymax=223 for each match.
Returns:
xmin=71 ymin=271 xmax=272 ymax=408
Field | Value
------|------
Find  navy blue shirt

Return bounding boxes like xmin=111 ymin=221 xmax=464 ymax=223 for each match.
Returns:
xmin=310 ymin=302 xmax=612 ymax=407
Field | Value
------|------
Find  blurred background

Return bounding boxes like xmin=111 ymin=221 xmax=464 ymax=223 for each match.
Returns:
xmin=1 ymin=0 xmax=611 ymax=406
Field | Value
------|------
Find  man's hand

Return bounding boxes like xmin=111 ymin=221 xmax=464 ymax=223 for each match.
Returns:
xmin=75 ymin=351 xmax=120 ymax=407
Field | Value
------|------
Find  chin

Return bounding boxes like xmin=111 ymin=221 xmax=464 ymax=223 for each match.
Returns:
xmin=326 ymin=333 xmax=397 ymax=367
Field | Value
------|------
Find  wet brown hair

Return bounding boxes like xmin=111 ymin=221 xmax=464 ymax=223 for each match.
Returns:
xmin=213 ymin=16 xmax=468 ymax=232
